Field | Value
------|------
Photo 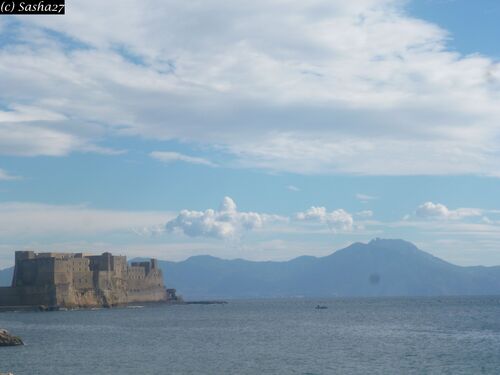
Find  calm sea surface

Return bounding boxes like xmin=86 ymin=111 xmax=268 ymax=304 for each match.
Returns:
xmin=1 ymin=297 xmax=500 ymax=374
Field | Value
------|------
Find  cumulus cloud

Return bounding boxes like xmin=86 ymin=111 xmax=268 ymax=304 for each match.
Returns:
xmin=296 ymin=206 xmax=354 ymax=232
xmin=415 ymin=202 xmax=482 ymax=220
xmin=1 ymin=1 xmax=500 ymax=175
xmin=165 ymin=197 xmax=280 ymax=239
xmin=150 ymin=151 xmax=216 ymax=167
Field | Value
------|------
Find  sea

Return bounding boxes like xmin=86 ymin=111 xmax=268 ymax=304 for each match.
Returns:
xmin=1 ymin=297 xmax=500 ymax=374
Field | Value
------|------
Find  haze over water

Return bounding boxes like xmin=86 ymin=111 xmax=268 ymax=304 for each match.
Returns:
xmin=1 ymin=297 xmax=500 ymax=374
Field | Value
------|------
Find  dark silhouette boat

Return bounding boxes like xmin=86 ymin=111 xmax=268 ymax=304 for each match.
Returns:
xmin=315 ymin=304 xmax=328 ymax=310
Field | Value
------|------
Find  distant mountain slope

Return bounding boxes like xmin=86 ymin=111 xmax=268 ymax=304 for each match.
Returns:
xmin=156 ymin=239 xmax=500 ymax=299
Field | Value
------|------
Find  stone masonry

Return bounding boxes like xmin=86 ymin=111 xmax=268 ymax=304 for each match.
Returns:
xmin=0 ymin=251 xmax=167 ymax=308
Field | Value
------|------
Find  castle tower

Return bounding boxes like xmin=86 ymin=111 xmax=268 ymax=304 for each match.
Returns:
xmin=151 ymin=259 xmax=158 ymax=270
xmin=12 ymin=251 xmax=36 ymax=287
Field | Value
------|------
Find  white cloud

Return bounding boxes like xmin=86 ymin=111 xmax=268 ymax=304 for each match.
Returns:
xmin=1 ymin=1 xmax=500 ymax=175
xmin=415 ymin=201 xmax=483 ymax=220
xmin=165 ymin=196 xmax=281 ymax=239
xmin=481 ymin=216 xmax=494 ymax=224
xmin=0 ymin=123 xmax=81 ymax=157
xmin=296 ymin=206 xmax=354 ymax=232
xmin=0 ymin=103 xmax=123 ymax=156
xmin=131 ymin=224 xmax=166 ymax=237
xmin=356 ymin=193 xmax=377 ymax=203
xmin=286 ymin=185 xmax=300 ymax=192
xmin=150 ymin=151 xmax=216 ymax=167
xmin=356 ymin=210 xmax=374 ymax=218
xmin=0 ymin=202 xmax=173 ymax=237
xmin=0 ymin=169 xmax=20 ymax=181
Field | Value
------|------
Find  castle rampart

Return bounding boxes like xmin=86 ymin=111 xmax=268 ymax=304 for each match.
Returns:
xmin=0 ymin=251 xmax=169 ymax=309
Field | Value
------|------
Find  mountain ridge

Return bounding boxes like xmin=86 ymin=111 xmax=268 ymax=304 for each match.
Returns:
xmin=1 ymin=239 xmax=500 ymax=299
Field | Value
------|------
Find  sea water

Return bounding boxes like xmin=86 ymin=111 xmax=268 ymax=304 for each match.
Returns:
xmin=1 ymin=297 xmax=500 ymax=374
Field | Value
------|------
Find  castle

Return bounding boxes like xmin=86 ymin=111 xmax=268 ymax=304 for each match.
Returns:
xmin=0 ymin=251 xmax=173 ymax=309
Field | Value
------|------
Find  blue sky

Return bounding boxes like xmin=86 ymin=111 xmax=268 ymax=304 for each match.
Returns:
xmin=1 ymin=0 xmax=500 ymax=268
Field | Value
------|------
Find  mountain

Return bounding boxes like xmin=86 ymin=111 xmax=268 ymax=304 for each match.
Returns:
xmin=156 ymin=239 xmax=500 ymax=299
xmin=3 ymin=239 xmax=500 ymax=298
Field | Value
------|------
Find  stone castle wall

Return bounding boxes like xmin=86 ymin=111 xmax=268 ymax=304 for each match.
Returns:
xmin=127 ymin=266 xmax=166 ymax=303
xmin=0 ymin=251 xmax=167 ymax=308
xmin=0 ymin=285 xmax=57 ymax=307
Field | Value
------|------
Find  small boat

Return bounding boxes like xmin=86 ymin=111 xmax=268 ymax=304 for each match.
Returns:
xmin=315 ymin=304 xmax=328 ymax=310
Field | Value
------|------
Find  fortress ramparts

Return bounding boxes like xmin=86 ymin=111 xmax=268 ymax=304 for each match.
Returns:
xmin=0 ymin=251 xmax=169 ymax=308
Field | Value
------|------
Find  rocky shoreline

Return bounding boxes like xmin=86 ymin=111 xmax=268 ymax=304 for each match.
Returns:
xmin=0 ymin=329 xmax=23 ymax=347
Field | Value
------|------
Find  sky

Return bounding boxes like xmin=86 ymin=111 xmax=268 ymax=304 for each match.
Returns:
xmin=1 ymin=0 xmax=500 ymax=268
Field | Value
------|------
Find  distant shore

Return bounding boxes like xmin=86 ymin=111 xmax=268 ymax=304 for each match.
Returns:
xmin=0 ymin=299 xmax=228 ymax=313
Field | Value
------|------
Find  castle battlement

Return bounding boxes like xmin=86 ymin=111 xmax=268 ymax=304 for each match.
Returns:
xmin=0 ymin=251 xmax=168 ymax=308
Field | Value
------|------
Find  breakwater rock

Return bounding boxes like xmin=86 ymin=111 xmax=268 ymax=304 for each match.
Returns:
xmin=0 ymin=329 xmax=23 ymax=346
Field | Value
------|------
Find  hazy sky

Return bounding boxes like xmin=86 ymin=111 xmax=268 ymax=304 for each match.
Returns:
xmin=1 ymin=0 xmax=500 ymax=268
